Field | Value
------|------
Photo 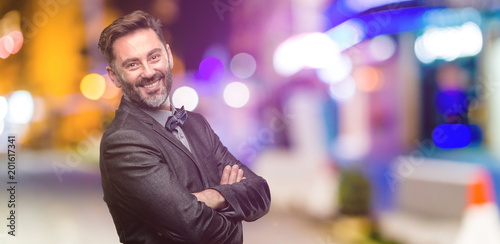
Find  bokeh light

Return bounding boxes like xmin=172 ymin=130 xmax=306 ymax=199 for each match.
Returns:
xmin=0 ymin=36 xmax=11 ymax=59
xmin=203 ymin=43 xmax=230 ymax=67
xmin=230 ymin=52 xmax=257 ymax=79
xmin=273 ymin=32 xmax=341 ymax=77
xmin=0 ymin=96 xmax=8 ymax=121
xmin=325 ymin=19 xmax=365 ymax=51
xmin=198 ymin=56 xmax=224 ymax=82
xmin=369 ymin=35 xmax=397 ymax=61
xmin=0 ymin=31 xmax=24 ymax=59
xmin=433 ymin=124 xmax=472 ymax=148
xmin=2 ymin=35 xmax=14 ymax=53
xmin=172 ymin=86 xmax=199 ymax=111
xmin=328 ymin=76 xmax=356 ymax=101
xmin=6 ymin=90 xmax=34 ymax=124
xmin=316 ymin=54 xmax=352 ymax=84
xmin=415 ymin=22 xmax=483 ymax=63
xmin=80 ymin=73 xmax=106 ymax=100
xmin=0 ymin=10 xmax=23 ymax=59
xmin=414 ymin=36 xmax=434 ymax=64
xmin=273 ymin=34 xmax=305 ymax=76
xmin=352 ymin=66 xmax=383 ymax=92
xmin=223 ymin=82 xmax=250 ymax=108
xmin=8 ymin=31 xmax=23 ymax=54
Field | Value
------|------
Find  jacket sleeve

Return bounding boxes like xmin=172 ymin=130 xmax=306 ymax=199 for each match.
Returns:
xmin=200 ymin=117 xmax=271 ymax=222
xmin=101 ymin=128 xmax=239 ymax=244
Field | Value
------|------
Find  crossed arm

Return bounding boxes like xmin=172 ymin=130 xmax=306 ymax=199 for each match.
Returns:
xmin=102 ymin=125 xmax=270 ymax=243
xmin=192 ymin=165 xmax=245 ymax=210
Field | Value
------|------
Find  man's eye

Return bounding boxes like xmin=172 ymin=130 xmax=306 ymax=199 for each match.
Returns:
xmin=128 ymin=63 xmax=137 ymax=68
xmin=151 ymin=54 xmax=161 ymax=61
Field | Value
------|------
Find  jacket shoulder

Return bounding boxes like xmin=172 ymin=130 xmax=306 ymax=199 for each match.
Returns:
xmin=101 ymin=110 xmax=152 ymax=144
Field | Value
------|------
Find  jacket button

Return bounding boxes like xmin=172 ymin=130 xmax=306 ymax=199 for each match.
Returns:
xmin=157 ymin=232 xmax=163 ymax=236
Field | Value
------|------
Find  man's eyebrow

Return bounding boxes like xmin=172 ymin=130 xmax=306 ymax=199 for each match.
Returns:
xmin=121 ymin=57 xmax=139 ymax=67
xmin=148 ymin=48 xmax=162 ymax=57
xmin=120 ymin=48 xmax=163 ymax=67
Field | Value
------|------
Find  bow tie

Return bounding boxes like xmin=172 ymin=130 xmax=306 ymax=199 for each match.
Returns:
xmin=165 ymin=106 xmax=188 ymax=132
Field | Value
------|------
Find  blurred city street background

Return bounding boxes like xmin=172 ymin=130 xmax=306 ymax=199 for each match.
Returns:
xmin=2 ymin=0 xmax=500 ymax=243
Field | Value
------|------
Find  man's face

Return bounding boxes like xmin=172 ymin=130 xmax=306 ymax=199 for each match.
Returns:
xmin=107 ymin=28 xmax=173 ymax=109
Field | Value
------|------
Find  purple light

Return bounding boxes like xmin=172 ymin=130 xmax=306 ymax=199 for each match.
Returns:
xmin=197 ymin=57 xmax=224 ymax=82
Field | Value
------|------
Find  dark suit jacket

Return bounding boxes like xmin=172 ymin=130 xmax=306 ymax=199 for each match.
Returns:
xmin=100 ymin=97 xmax=271 ymax=244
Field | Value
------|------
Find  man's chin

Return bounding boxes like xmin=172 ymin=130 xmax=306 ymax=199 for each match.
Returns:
xmin=139 ymin=94 xmax=168 ymax=109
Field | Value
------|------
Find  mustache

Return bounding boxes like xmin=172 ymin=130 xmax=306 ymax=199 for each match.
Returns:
xmin=136 ymin=72 xmax=165 ymax=87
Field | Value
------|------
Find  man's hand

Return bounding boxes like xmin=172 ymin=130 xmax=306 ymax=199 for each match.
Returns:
xmin=192 ymin=165 xmax=245 ymax=209
xmin=220 ymin=165 xmax=245 ymax=185
xmin=192 ymin=189 xmax=227 ymax=209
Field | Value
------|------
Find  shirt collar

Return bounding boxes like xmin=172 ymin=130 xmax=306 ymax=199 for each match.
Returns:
xmin=137 ymin=102 xmax=177 ymax=127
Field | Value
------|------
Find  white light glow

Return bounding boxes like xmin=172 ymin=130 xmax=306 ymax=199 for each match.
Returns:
xmin=369 ymin=35 xmax=397 ymax=61
xmin=273 ymin=32 xmax=341 ymax=77
xmin=415 ymin=22 xmax=483 ymax=63
xmin=461 ymin=22 xmax=483 ymax=56
xmin=230 ymin=52 xmax=257 ymax=79
xmin=172 ymin=86 xmax=199 ymax=111
xmin=329 ymin=76 xmax=356 ymax=101
xmin=273 ymin=35 xmax=305 ymax=76
xmin=414 ymin=36 xmax=434 ymax=64
xmin=316 ymin=54 xmax=352 ymax=84
xmin=0 ymin=120 xmax=4 ymax=135
xmin=223 ymin=82 xmax=250 ymax=108
xmin=0 ymin=96 xmax=7 ymax=120
xmin=6 ymin=90 xmax=34 ymax=124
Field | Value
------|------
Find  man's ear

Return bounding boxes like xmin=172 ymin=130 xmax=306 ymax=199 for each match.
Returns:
xmin=106 ymin=66 xmax=122 ymax=88
xmin=166 ymin=44 xmax=174 ymax=69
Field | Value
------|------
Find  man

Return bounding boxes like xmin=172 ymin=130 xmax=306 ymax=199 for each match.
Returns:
xmin=98 ymin=10 xmax=271 ymax=244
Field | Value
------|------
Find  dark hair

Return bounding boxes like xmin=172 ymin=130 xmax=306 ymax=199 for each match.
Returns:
xmin=98 ymin=10 xmax=166 ymax=67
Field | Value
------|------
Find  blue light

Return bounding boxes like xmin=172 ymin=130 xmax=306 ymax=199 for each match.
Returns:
xmin=356 ymin=6 xmax=437 ymax=39
xmin=468 ymin=124 xmax=482 ymax=145
xmin=435 ymin=90 xmax=468 ymax=116
xmin=324 ymin=5 xmax=442 ymax=51
xmin=432 ymin=124 xmax=471 ymax=148
xmin=326 ymin=19 xmax=365 ymax=51
xmin=197 ymin=57 xmax=224 ymax=82
xmin=422 ymin=7 xmax=481 ymax=28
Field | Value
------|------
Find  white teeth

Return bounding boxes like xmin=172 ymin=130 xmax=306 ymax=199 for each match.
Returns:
xmin=144 ymin=80 xmax=159 ymax=88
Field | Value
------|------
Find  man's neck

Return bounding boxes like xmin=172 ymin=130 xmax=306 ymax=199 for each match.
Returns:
xmin=159 ymin=97 xmax=171 ymax=111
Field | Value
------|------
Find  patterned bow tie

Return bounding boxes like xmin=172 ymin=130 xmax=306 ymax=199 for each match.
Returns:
xmin=165 ymin=106 xmax=188 ymax=132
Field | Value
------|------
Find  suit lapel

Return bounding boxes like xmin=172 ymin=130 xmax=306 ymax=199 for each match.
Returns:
xmin=117 ymin=97 xmax=210 ymax=187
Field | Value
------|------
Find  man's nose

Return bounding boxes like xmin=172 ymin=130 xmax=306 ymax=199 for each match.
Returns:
xmin=142 ymin=63 xmax=155 ymax=78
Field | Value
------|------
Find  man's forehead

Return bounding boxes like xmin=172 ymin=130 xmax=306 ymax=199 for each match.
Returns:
xmin=112 ymin=29 xmax=164 ymax=60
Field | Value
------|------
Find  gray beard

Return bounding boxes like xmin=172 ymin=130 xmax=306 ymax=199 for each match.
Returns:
xmin=118 ymin=71 xmax=173 ymax=109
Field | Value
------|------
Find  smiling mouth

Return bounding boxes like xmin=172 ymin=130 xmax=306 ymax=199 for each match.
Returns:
xmin=142 ymin=79 xmax=160 ymax=89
